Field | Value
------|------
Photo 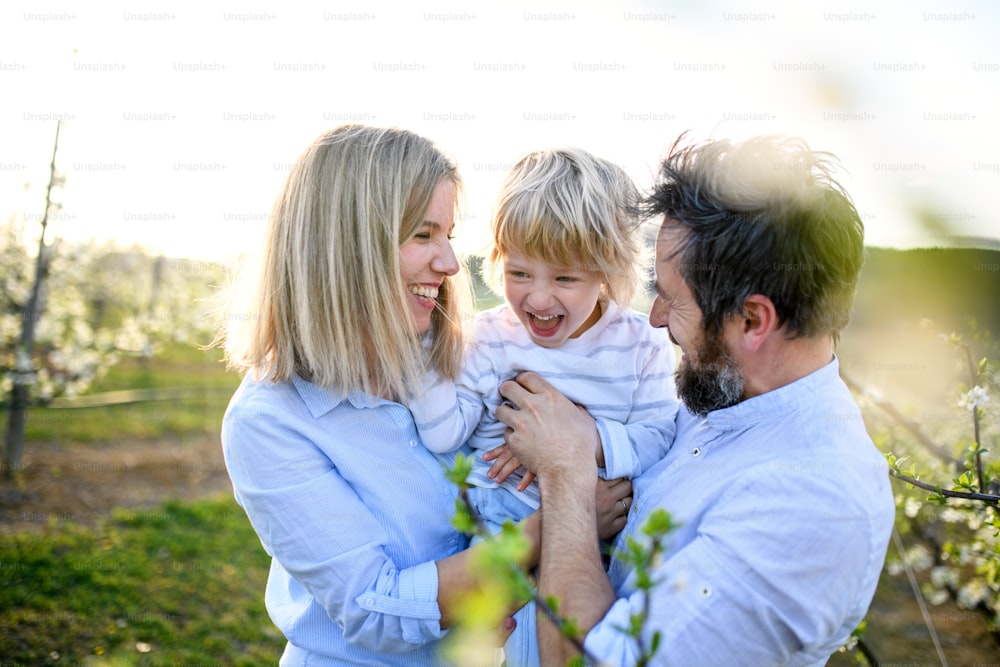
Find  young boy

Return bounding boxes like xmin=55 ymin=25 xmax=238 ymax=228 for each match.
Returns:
xmin=408 ymin=147 xmax=679 ymax=667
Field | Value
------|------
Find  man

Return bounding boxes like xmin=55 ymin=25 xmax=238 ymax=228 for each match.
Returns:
xmin=497 ymin=135 xmax=895 ymax=666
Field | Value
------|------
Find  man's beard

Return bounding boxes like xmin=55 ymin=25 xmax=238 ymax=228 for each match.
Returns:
xmin=676 ymin=329 xmax=745 ymax=417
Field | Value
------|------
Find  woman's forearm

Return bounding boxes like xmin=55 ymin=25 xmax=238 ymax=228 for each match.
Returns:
xmin=435 ymin=511 xmax=542 ymax=629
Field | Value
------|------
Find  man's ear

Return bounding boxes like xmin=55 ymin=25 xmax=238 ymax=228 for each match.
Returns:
xmin=735 ymin=294 xmax=778 ymax=353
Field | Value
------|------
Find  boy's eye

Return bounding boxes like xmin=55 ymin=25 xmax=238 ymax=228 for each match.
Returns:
xmin=556 ymin=276 xmax=577 ymax=283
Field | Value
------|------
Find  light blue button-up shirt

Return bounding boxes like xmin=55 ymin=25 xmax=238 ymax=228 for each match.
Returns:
xmin=221 ymin=374 xmax=469 ymax=665
xmin=585 ymin=358 xmax=895 ymax=666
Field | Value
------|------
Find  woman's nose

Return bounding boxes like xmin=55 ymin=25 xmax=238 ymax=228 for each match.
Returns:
xmin=433 ymin=241 xmax=460 ymax=276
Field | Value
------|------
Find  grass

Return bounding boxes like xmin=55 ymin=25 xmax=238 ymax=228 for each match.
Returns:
xmin=0 ymin=494 xmax=284 ymax=665
xmin=1 ymin=341 xmax=284 ymax=664
xmin=21 ymin=343 xmax=241 ymax=443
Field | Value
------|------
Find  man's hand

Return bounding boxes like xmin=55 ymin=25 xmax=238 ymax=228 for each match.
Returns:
xmin=495 ymin=372 xmax=600 ymax=480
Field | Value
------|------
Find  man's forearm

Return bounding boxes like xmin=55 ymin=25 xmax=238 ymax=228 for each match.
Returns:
xmin=537 ymin=471 xmax=617 ymax=665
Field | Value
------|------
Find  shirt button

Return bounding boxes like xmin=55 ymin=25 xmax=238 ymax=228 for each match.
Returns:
xmin=408 ymin=439 xmax=417 ymax=447
xmin=700 ymin=586 xmax=712 ymax=598
xmin=691 ymin=447 xmax=701 ymax=457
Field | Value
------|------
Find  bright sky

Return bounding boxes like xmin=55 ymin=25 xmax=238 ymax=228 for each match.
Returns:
xmin=2 ymin=0 xmax=998 ymax=263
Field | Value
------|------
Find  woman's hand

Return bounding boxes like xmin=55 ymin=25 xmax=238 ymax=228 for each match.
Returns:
xmin=596 ymin=477 xmax=632 ymax=540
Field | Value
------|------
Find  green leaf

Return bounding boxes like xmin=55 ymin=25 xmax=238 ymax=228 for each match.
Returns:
xmin=450 ymin=499 xmax=475 ymax=534
xmin=641 ymin=509 xmax=675 ymax=539
xmin=561 ymin=617 xmax=581 ymax=640
xmin=443 ymin=453 xmax=473 ymax=488
xmin=953 ymin=470 xmax=976 ymax=491
xmin=650 ymin=630 xmax=662 ymax=653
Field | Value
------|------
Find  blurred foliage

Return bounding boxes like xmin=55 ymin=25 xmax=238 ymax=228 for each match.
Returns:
xmin=1 ymin=217 xmax=228 ymax=404
xmin=16 ymin=344 xmax=239 ymax=443
xmin=443 ymin=453 xmax=674 ymax=666
xmin=845 ymin=319 xmax=1000 ymax=663
xmin=879 ymin=329 xmax=999 ymax=625
xmin=850 ymin=246 xmax=1000 ymax=337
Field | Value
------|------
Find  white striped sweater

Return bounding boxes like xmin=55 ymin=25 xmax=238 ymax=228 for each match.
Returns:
xmin=409 ymin=301 xmax=679 ymax=509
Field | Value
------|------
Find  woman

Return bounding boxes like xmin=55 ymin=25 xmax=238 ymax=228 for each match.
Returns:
xmin=217 ymin=125 xmax=631 ymax=665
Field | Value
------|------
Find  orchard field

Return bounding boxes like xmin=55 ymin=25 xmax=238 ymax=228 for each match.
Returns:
xmin=1 ymin=236 xmax=999 ymax=664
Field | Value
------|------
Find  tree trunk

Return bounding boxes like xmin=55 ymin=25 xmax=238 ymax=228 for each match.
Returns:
xmin=3 ymin=121 xmax=61 ymax=482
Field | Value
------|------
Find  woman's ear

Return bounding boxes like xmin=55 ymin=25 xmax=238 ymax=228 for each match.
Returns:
xmin=735 ymin=294 xmax=778 ymax=353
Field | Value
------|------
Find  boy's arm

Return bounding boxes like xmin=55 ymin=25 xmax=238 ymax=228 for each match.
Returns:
xmin=409 ymin=370 xmax=485 ymax=453
xmin=597 ymin=337 xmax=679 ymax=479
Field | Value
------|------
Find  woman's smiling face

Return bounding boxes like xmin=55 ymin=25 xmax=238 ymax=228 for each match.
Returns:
xmin=398 ymin=179 xmax=460 ymax=335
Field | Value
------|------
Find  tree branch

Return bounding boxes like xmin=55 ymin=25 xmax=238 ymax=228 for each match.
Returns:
xmin=961 ymin=343 xmax=986 ymax=493
xmin=889 ymin=468 xmax=1000 ymax=505
xmin=841 ymin=372 xmax=955 ymax=466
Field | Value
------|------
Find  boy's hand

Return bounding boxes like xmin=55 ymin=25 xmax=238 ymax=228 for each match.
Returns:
xmin=483 ymin=444 xmax=532 ymax=486
xmin=516 ymin=470 xmax=536 ymax=492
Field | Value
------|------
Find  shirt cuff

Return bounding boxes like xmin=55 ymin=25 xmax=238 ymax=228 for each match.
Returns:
xmin=596 ymin=418 xmax=634 ymax=479
xmin=356 ymin=560 xmax=445 ymax=645
xmin=399 ymin=560 xmax=439 ymax=606
xmin=399 ymin=560 xmax=444 ymax=644
xmin=584 ymin=597 xmax=641 ymax=667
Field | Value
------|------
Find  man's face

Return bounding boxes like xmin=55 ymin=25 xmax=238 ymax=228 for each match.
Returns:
xmin=650 ymin=225 xmax=745 ymax=416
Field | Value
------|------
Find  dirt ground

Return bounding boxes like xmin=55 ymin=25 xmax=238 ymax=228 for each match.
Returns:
xmin=0 ymin=436 xmax=234 ymax=534
xmin=1 ymin=437 xmax=998 ymax=664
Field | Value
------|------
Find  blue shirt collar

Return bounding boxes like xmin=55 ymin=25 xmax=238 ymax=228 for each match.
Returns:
xmin=291 ymin=375 xmax=387 ymax=418
xmin=704 ymin=356 xmax=840 ymax=431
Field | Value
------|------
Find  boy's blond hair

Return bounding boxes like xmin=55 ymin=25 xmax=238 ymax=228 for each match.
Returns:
xmin=484 ymin=147 xmax=646 ymax=306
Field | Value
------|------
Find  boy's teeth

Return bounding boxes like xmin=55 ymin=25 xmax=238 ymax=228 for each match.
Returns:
xmin=410 ymin=285 xmax=439 ymax=299
xmin=533 ymin=313 xmax=558 ymax=321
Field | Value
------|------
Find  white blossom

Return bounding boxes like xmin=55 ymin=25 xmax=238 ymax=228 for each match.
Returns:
xmin=905 ymin=544 xmax=934 ymax=571
xmin=957 ymin=579 xmax=989 ymax=609
xmin=940 ymin=507 xmax=965 ymax=523
xmin=958 ymin=385 xmax=990 ymax=411
xmin=930 ymin=566 xmax=958 ymax=589
xmin=927 ymin=589 xmax=949 ymax=606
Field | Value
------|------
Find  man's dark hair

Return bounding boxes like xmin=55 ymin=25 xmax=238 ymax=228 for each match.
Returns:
xmin=643 ymin=134 xmax=865 ymax=342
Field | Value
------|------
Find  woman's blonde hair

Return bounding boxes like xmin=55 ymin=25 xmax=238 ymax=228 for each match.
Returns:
xmin=218 ymin=125 xmax=468 ymax=400
xmin=483 ymin=147 xmax=646 ymax=306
